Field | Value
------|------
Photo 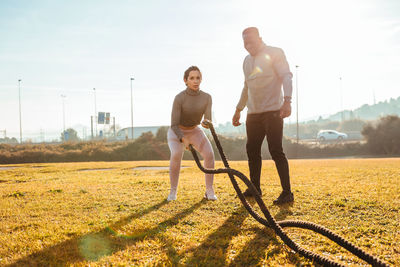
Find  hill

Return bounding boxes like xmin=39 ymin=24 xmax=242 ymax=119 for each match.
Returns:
xmin=326 ymin=96 xmax=400 ymax=121
xmin=215 ymin=96 xmax=400 ymax=139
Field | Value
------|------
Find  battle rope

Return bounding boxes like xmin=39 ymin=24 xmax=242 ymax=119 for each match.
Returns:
xmin=189 ymin=121 xmax=388 ymax=267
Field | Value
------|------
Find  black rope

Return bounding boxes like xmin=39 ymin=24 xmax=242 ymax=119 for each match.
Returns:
xmin=189 ymin=122 xmax=389 ymax=267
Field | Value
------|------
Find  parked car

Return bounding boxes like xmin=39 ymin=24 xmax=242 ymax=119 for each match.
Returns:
xmin=317 ymin=130 xmax=348 ymax=141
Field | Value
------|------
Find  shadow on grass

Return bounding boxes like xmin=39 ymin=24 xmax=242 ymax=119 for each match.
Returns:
xmin=227 ymin=201 xmax=303 ymax=266
xmin=184 ymin=205 xmax=250 ymax=266
xmin=183 ymin=197 xmax=303 ymax=266
xmin=7 ymin=199 xmax=205 ymax=266
xmin=274 ymin=202 xmax=293 ymax=221
xmin=229 ymin=226 xmax=280 ymax=266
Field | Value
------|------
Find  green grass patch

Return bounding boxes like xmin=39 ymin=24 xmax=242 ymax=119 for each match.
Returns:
xmin=48 ymin=189 xmax=63 ymax=193
xmin=6 ymin=191 xmax=26 ymax=198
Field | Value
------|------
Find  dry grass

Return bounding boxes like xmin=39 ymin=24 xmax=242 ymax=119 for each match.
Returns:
xmin=0 ymin=159 xmax=399 ymax=266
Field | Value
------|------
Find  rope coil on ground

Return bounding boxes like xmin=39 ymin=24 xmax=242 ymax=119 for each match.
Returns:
xmin=189 ymin=122 xmax=389 ymax=267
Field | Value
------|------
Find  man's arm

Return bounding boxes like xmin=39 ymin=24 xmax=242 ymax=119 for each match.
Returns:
xmin=280 ymin=97 xmax=292 ymax=118
xmin=232 ymin=81 xmax=248 ymax=126
xmin=274 ymin=48 xmax=293 ymax=118
xmin=279 ymin=78 xmax=292 ymax=118
xmin=236 ymin=81 xmax=248 ymax=112
xmin=274 ymin=48 xmax=293 ymax=99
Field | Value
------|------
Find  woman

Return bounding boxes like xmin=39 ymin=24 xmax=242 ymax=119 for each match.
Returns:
xmin=167 ymin=66 xmax=217 ymax=201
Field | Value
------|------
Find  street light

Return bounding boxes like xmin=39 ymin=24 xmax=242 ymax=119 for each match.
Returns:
xmin=339 ymin=77 xmax=344 ymax=122
xmin=18 ymin=79 xmax=22 ymax=143
xmin=93 ymin=88 xmax=97 ymax=137
xmin=61 ymin=94 xmax=66 ymax=133
xmin=295 ymin=65 xmax=299 ymax=145
xmin=130 ymin=77 xmax=134 ymax=139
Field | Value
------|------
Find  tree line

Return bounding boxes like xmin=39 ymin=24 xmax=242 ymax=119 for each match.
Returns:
xmin=0 ymin=115 xmax=399 ymax=164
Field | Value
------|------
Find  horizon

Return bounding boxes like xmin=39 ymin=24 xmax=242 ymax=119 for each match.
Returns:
xmin=1 ymin=0 xmax=400 ymax=141
xmin=3 ymin=95 xmax=398 ymax=143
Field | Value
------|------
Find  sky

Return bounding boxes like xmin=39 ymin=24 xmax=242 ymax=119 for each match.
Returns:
xmin=1 ymin=0 xmax=399 ymax=141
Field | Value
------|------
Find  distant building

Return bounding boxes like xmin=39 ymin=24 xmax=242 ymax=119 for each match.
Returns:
xmin=0 ymin=137 xmax=18 ymax=144
xmin=116 ymin=126 xmax=166 ymax=140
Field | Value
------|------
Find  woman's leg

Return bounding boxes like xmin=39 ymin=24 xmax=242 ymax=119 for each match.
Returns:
xmin=167 ymin=128 xmax=184 ymax=200
xmin=188 ymin=127 xmax=216 ymax=199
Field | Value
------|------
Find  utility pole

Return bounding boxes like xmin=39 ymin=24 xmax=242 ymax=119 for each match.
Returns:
xmin=61 ymin=94 xmax=66 ymax=133
xmin=130 ymin=77 xmax=134 ymax=139
xmin=295 ymin=65 xmax=299 ymax=145
xmin=93 ymin=88 xmax=97 ymax=137
xmin=339 ymin=77 xmax=344 ymax=122
xmin=373 ymin=89 xmax=376 ymax=105
xmin=91 ymin=116 xmax=94 ymax=139
xmin=113 ymin=117 xmax=116 ymax=137
xmin=0 ymin=129 xmax=6 ymax=139
xmin=18 ymin=79 xmax=22 ymax=143
xmin=40 ymin=128 xmax=45 ymax=143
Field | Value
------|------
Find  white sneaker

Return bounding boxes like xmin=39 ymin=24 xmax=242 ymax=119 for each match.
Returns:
xmin=205 ymin=189 xmax=218 ymax=201
xmin=167 ymin=194 xmax=177 ymax=201
xmin=167 ymin=190 xmax=177 ymax=201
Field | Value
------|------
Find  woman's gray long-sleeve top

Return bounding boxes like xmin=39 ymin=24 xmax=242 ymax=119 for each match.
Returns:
xmin=170 ymin=88 xmax=212 ymax=140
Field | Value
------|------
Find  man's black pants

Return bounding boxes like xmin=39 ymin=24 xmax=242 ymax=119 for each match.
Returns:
xmin=246 ymin=110 xmax=291 ymax=193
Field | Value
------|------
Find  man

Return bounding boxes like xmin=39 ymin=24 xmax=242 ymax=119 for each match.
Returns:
xmin=232 ymin=27 xmax=294 ymax=205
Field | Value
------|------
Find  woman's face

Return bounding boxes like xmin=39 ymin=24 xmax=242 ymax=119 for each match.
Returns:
xmin=185 ymin=70 xmax=202 ymax=91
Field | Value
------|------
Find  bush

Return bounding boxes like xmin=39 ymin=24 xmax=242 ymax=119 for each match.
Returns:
xmin=362 ymin=115 xmax=400 ymax=155
xmin=2 ymin=119 xmax=399 ymax=164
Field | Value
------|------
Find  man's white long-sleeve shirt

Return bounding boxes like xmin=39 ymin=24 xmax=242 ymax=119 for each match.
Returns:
xmin=236 ymin=43 xmax=293 ymax=114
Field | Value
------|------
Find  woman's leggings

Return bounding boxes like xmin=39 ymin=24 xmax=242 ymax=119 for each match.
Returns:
xmin=167 ymin=127 xmax=215 ymax=192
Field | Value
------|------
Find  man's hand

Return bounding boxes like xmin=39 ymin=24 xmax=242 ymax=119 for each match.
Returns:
xmin=280 ymin=102 xmax=291 ymax=118
xmin=181 ymin=137 xmax=191 ymax=150
xmin=201 ymin=119 xmax=211 ymax=129
xmin=232 ymin=110 xmax=241 ymax=126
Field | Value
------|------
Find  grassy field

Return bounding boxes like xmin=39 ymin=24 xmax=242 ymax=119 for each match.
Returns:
xmin=0 ymin=159 xmax=399 ymax=266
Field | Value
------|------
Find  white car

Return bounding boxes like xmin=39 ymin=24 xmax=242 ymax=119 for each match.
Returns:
xmin=317 ymin=130 xmax=348 ymax=141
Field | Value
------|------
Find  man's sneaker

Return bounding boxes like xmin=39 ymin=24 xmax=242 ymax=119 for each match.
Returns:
xmin=242 ymin=188 xmax=262 ymax=197
xmin=167 ymin=190 xmax=177 ymax=201
xmin=273 ymin=191 xmax=294 ymax=205
xmin=205 ymin=189 xmax=218 ymax=200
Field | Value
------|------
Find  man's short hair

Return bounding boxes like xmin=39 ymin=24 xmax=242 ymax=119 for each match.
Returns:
xmin=242 ymin=27 xmax=259 ymax=37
